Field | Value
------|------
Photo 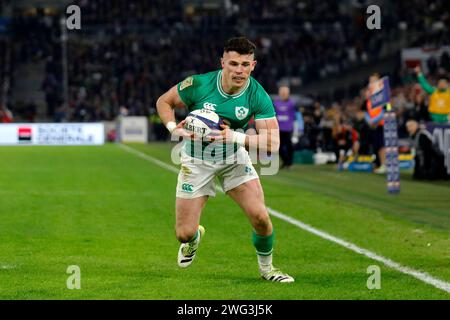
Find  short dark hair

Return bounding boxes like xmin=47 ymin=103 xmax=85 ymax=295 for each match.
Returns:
xmin=224 ymin=37 xmax=256 ymax=56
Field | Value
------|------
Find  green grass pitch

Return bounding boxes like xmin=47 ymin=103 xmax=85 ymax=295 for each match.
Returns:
xmin=0 ymin=143 xmax=449 ymax=299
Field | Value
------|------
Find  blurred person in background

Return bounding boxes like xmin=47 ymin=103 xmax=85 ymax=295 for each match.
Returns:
xmin=332 ymin=112 xmax=359 ymax=170
xmin=312 ymin=101 xmax=324 ymax=126
xmin=353 ymin=108 xmax=370 ymax=156
xmin=395 ymin=103 xmax=409 ymax=139
xmin=0 ymin=104 xmax=13 ymax=123
xmin=320 ymin=104 xmax=339 ymax=152
xmin=297 ymin=106 xmax=316 ymax=150
xmin=273 ymin=85 xmax=298 ymax=170
xmin=41 ymin=67 xmax=59 ymax=118
xmin=415 ymin=66 xmax=450 ymax=123
xmin=363 ymin=73 xmax=386 ymax=174
xmin=53 ymin=101 xmax=68 ymax=123
xmin=406 ymin=119 xmax=449 ymax=180
xmin=403 ymin=89 xmax=430 ymax=123
xmin=114 ymin=106 xmax=129 ymax=143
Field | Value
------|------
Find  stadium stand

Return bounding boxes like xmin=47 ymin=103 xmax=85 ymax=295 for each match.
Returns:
xmin=1 ymin=0 xmax=450 ymax=155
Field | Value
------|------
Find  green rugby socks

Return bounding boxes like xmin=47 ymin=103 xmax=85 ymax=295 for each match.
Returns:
xmin=252 ymin=230 xmax=274 ymax=272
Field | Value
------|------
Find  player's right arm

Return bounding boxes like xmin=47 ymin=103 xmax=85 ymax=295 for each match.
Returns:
xmin=156 ymin=85 xmax=191 ymax=137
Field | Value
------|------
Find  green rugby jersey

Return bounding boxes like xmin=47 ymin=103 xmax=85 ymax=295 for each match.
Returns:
xmin=177 ymin=70 xmax=276 ymax=161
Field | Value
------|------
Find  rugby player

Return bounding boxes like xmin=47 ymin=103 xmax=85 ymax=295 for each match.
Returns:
xmin=156 ymin=37 xmax=294 ymax=283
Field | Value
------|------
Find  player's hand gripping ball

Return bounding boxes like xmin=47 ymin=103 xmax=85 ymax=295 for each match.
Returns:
xmin=183 ymin=109 xmax=223 ymax=139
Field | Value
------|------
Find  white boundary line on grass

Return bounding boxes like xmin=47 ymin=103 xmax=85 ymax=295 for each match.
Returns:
xmin=0 ymin=265 xmax=16 ymax=270
xmin=118 ymin=144 xmax=450 ymax=294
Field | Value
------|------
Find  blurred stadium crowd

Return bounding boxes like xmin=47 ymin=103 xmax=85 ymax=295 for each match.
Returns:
xmin=1 ymin=0 xmax=449 ymax=157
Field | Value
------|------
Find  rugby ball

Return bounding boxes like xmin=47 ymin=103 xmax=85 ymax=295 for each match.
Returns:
xmin=184 ymin=109 xmax=223 ymax=138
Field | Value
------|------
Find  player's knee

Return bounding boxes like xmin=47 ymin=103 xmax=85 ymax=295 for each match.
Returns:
xmin=251 ymin=210 xmax=271 ymax=230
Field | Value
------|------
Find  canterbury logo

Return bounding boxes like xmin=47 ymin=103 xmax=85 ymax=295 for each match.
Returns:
xmin=203 ymin=102 xmax=217 ymax=111
xmin=181 ymin=183 xmax=194 ymax=192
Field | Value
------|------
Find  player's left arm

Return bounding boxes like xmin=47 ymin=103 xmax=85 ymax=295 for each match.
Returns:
xmin=248 ymin=89 xmax=280 ymax=153
xmin=252 ymin=118 xmax=280 ymax=153
xmin=218 ymin=118 xmax=280 ymax=153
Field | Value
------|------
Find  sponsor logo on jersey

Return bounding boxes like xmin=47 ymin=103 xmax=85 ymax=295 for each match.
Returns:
xmin=180 ymin=76 xmax=193 ymax=91
xmin=235 ymin=106 xmax=249 ymax=120
xmin=203 ymin=102 xmax=217 ymax=111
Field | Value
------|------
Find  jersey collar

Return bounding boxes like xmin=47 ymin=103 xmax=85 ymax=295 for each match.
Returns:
xmin=217 ymin=70 xmax=250 ymax=99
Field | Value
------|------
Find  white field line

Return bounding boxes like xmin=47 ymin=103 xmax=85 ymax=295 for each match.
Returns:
xmin=0 ymin=265 xmax=16 ymax=270
xmin=118 ymin=144 xmax=450 ymax=294
xmin=119 ymin=144 xmax=179 ymax=174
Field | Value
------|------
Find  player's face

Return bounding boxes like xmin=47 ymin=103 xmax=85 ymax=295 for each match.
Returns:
xmin=221 ymin=51 xmax=256 ymax=88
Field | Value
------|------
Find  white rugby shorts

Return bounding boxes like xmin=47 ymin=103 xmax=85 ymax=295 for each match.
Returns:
xmin=176 ymin=147 xmax=259 ymax=199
